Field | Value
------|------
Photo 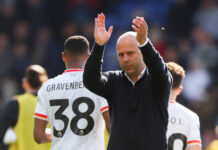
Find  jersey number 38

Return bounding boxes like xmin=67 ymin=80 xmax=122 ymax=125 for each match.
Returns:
xmin=49 ymin=97 xmax=95 ymax=138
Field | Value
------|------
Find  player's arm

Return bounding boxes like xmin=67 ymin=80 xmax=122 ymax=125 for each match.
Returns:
xmin=100 ymin=97 xmax=110 ymax=133
xmin=186 ymin=115 xmax=202 ymax=150
xmin=132 ymin=17 xmax=172 ymax=87
xmin=102 ymin=111 xmax=110 ymax=133
xmin=33 ymin=118 xmax=51 ymax=144
xmin=186 ymin=145 xmax=201 ymax=150
xmin=83 ymin=13 xmax=113 ymax=99
xmin=33 ymin=86 xmax=51 ymax=144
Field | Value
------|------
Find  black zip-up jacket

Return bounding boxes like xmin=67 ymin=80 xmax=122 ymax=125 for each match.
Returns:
xmin=83 ymin=40 xmax=172 ymax=150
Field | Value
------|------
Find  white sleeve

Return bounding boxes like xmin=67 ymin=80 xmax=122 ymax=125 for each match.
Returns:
xmin=99 ymin=97 xmax=109 ymax=113
xmin=187 ymin=115 xmax=202 ymax=146
xmin=34 ymin=88 xmax=48 ymax=121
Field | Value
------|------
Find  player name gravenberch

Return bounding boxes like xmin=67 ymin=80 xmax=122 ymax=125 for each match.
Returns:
xmin=47 ymin=81 xmax=84 ymax=92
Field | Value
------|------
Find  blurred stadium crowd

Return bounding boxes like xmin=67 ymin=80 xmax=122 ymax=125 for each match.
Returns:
xmin=0 ymin=0 xmax=217 ymax=149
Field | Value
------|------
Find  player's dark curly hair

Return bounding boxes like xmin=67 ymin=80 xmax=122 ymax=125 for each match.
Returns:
xmin=64 ymin=35 xmax=89 ymax=54
xmin=25 ymin=65 xmax=48 ymax=89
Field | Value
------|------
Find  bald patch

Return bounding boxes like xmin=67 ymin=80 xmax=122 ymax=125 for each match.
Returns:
xmin=117 ymin=31 xmax=137 ymax=45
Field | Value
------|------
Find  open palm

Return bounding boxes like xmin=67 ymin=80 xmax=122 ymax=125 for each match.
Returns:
xmin=94 ymin=13 xmax=113 ymax=46
xmin=132 ymin=17 xmax=148 ymax=45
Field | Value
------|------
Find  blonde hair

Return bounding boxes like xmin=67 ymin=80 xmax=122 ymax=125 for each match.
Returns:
xmin=166 ymin=62 xmax=185 ymax=89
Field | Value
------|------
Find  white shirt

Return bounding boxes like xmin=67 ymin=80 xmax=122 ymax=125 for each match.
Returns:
xmin=34 ymin=69 xmax=109 ymax=150
xmin=167 ymin=100 xmax=202 ymax=150
xmin=124 ymin=67 xmax=146 ymax=85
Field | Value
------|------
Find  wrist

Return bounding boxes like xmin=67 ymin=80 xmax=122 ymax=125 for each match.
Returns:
xmin=94 ymin=42 xmax=105 ymax=48
xmin=95 ymin=39 xmax=105 ymax=46
xmin=138 ymin=38 xmax=149 ymax=47
xmin=138 ymin=37 xmax=146 ymax=45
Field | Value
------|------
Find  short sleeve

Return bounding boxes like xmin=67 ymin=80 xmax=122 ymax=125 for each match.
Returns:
xmin=99 ymin=96 xmax=109 ymax=113
xmin=187 ymin=115 xmax=202 ymax=146
xmin=34 ymin=88 xmax=48 ymax=121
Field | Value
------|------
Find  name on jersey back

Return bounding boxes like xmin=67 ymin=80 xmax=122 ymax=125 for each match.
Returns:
xmin=46 ymin=81 xmax=84 ymax=92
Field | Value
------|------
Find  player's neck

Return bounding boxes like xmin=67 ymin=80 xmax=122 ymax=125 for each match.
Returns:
xmin=66 ymin=63 xmax=84 ymax=70
xmin=169 ymin=92 xmax=177 ymax=102
xmin=25 ymin=87 xmax=37 ymax=95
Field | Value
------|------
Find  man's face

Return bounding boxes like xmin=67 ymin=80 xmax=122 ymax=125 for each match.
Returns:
xmin=117 ymin=36 xmax=144 ymax=78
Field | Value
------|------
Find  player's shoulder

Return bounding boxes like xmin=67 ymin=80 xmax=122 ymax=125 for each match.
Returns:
xmin=173 ymin=102 xmax=199 ymax=120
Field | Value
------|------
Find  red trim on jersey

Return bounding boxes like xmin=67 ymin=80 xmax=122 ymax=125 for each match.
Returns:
xmin=63 ymin=69 xmax=83 ymax=74
xmin=100 ymin=106 xmax=109 ymax=112
xmin=187 ymin=140 xmax=202 ymax=145
xmin=169 ymin=100 xmax=176 ymax=103
xmin=34 ymin=113 xmax=48 ymax=119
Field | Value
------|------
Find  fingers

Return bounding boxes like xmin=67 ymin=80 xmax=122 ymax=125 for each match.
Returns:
xmin=101 ymin=13 xmax=105 ymax=27
xmin=98 ymin=14 xmax=102 ymax=27
xmin=99 ymin=13 xmax=103 ymax=26
xmin=132 ymin=25 xmax=139 ymax=32
xmin=94 ymin=18 xmax=98 ymax=28
xmin=95 ymin=12 xmax=113 ymax=36
xmin=132 ymin=21 xmax=144 ymax=35
xmin=108 ymin=26 xmax=113 ymax=36
xmin=95 ymin=13 xmax=105 ymax=27
xmin=132 ymin=17 xmax=148 ymax=35
xmin=132 ymin=19 xmax=146 ymax=30
xmin=139 ymin=17 xmax=148 ymax=29
xmin=95 ymin=14 xmax=101 ymax=29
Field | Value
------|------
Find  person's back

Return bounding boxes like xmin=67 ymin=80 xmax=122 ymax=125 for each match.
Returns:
xmin=34 ymin=70 xmax=108 ymax=150
xmin=167 ymin=101 xmax=201 ymax=149
xmin=166 ymin=62 xmax=202 ymax=150
xmin=34 ymin=35 xmax=110 ymax=150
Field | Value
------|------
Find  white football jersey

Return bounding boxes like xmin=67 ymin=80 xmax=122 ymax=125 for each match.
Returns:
xmin=167 ymin=100 xmax=202 ymax=150
xmin=34 ymin=69 xmax=109 ymax=150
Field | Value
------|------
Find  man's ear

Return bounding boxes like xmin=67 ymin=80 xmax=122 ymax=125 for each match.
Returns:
xmin=22 ymin=78 xmax=28 ymax=90
xmin=62 ymin=52 xmax=66 ymax=63
xmin=83 ymin=52 xmax=90 ymax=61
xmin=176 ymin=85 xmax=183 ymax=96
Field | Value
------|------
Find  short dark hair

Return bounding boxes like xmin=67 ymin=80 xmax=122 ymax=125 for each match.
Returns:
xmin=64 ymin=35 xmax=89 ymax=54
xmin=25 ymin=65 xmax=47 ymax=89
xmin=166 ymin=62 xmax=185 ymax=89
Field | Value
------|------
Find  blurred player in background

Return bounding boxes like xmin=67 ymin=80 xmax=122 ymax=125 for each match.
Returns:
xmin=166 ymin=62 xmax=202 ymax=150
xmin=0 ymin=65 xmax=50 ymax=150
xmin=33 ymin=35 xmax=110 ymax=150
xmin=206 ymin=125 xmax=218 ymax=150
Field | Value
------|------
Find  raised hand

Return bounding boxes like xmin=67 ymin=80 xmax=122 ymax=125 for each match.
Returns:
xmin=132 ymin=17 xmax=148 ymax=45
xmin=94 ymin=13 xmax=113 ymax=46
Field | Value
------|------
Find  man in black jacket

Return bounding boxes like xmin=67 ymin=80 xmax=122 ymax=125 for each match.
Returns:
xmin=83 ymin=13 xmax=172 ymax=150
